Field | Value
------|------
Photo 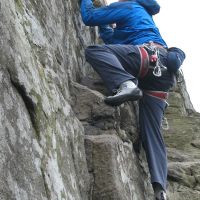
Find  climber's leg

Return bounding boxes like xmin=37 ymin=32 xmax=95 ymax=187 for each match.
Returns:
xmin=139 ymin=93 xmax=168 ymax=191
xmin=85 ymin=44 xmax=140 ymax=93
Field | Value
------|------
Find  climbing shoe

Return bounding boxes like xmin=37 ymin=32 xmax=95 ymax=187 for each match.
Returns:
xmin=155 ymin=190 xmax=167 ymax=200
xmin=104 ymin=81 xmax=143 ymax=106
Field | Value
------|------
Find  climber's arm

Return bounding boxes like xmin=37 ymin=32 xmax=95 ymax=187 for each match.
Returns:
xmin=98 ymin=24 xmax=114 ymax=44
xmin=81 ymin=0 xmax=128 ymax=26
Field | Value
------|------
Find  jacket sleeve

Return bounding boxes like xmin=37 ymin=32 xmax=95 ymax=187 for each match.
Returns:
xmin=98 ymin=25 xmax=114 ymax=44
xmin=81 ymin=0 xmax=129 ymax=26
xmin=136 ymin=0 xmax=160 ymax=15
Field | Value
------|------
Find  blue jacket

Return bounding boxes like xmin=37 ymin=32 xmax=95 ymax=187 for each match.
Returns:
xmin=81 ymin=0 xmax=167 ymax=47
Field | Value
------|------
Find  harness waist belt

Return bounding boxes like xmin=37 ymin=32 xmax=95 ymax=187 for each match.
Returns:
xmin=144 ymin=90 xmax=168 ymax=100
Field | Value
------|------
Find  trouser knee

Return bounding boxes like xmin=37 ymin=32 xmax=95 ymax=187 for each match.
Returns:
xmin=85 ymin=45 xmax=102 ymax=61
xmin=85 ymin=46 xmax=92 ymax=60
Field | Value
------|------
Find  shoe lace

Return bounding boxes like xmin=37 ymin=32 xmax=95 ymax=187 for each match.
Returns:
xmin=112 ymin=88 xmax=121 ymax=95
xmin=112 ymin=84 xmax=128 ymax=95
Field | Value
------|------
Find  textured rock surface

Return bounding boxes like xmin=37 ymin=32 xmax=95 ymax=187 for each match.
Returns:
xmin=0 ymin=0 xmax=91 ymax=199
xmin=0 ymin=0 xmax=200 ymax=199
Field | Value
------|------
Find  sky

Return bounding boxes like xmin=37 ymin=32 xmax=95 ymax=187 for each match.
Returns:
xmin=106 ymin=0 xmax=200 ymax=112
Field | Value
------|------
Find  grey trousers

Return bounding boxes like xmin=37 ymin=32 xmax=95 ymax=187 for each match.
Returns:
xmin=85 ymin=44 xmax=174 ymax=191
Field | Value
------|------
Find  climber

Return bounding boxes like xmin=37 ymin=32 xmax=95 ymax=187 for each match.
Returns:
xmin=80 ymin=0 xmax=185 ymax=199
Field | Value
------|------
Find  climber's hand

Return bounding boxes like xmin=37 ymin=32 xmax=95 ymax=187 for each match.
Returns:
xmin=93 ymin=0 xmax=103 ymax=7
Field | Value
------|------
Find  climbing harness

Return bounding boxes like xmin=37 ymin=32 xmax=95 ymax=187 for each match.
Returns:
xmin=138 ymin=42 xmax=171 ymax=131
xmin=137 ymin=41 xmax=168 ymax=79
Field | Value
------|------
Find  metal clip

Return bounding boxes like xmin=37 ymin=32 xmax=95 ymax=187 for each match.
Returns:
xmin=152 ymin=48 xmax=163 ymax=77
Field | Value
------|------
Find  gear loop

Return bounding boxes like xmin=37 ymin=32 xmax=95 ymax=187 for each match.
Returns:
xmin=143 ymin=42 xmax=167 ymax=77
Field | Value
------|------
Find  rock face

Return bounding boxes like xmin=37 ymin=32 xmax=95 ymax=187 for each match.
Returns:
xmin=164 ymin=76 xmax=200 ymax=200
xmin=0 ymin=0 xmax=199 ymax=200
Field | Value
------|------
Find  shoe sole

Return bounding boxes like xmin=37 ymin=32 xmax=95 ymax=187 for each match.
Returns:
xmin=104 ymin=91 xmax=143 ymax=106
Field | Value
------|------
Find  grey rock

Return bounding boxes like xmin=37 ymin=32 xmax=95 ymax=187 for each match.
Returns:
xmin=0 ymin=0 xmax=200 ymax=199
xmin=85 ymin=134 xmax=153 ymax=200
